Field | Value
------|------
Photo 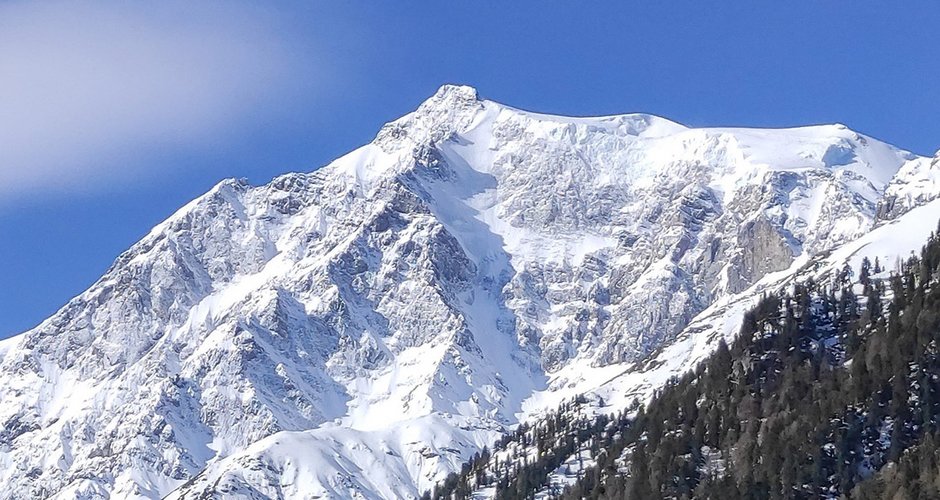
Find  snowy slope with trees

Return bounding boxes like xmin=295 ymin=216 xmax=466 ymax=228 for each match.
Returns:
xmin=427 ymin=196 xmax=940 ymax=500
xmin=0 ymin=85 xmax=935 ymax=499
xmin=475 ymin=206 xmax=940 ymax=499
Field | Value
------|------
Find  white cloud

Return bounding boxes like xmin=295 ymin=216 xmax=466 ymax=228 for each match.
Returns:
xmin=0 ymin=1 xmax=322 ymax=198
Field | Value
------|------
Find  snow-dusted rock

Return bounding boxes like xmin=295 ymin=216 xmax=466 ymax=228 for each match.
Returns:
xmin=0 ymin=85 xmax=931 ymax=499
xmin=878 ymin=150 xmax=940 ymax=220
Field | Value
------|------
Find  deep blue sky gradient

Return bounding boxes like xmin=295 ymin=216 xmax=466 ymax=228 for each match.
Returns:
xmin=2 ymin=2 xmax=939 ymax=337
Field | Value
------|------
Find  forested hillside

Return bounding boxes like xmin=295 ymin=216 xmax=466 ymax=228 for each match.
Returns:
xmin=433 ymin=222 xmax=940 ymax=499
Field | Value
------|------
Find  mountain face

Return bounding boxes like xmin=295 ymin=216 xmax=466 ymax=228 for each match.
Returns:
xmin=435 ymin=204 xmax=940 ymax=500
xmin=426 ymin=195 xmax=940 ymax=500
xmin=0 ymin=85 xmax=934 ymax=499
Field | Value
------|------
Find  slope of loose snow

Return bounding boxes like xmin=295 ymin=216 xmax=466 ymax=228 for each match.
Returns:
xmin=167 ymin=414 xmax=503 ymax=499
xmin=0 ymin=85 xmax=932 ymax=499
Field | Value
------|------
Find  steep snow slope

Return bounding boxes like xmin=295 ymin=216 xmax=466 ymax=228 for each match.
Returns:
xmin=0 ymin=85 xmax=932 ymax=499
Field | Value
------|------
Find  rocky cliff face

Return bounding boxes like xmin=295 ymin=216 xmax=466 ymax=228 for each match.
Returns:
xmin=0 ymin=85 xmax=930 ymax=499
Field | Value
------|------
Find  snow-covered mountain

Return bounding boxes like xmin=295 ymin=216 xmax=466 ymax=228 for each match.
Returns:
xmin=0 ymin=85 xmax=935 ymax=499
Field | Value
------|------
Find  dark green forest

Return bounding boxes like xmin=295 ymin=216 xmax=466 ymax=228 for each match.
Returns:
xmin=430 ymin=224 xmax=940 ymax=499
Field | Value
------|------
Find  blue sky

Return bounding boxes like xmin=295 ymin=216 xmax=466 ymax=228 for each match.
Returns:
xmin=1 ymin=2 xmax=938 ymax=338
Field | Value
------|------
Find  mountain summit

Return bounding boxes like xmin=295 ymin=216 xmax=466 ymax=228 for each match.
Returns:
xmin=0 ymin=86 xmax=935 ymax=499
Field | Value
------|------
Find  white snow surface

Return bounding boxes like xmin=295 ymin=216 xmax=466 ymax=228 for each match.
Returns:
xmin=0 ymin=85 xmax=934 ymax=499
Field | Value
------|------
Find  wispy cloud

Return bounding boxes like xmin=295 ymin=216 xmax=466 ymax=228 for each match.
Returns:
xmin=0 ymin=1 xmax=324 ymax=199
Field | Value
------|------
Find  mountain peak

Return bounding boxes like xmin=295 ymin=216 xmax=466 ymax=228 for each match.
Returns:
xmin=371 ymin=85 xmax=487 ymax=154
xmin=0 ymin=86 xmax=933 ymax=499
xmin=414 ymin=84 xmax=483 ymax=119
xmin=432 ymin=83 xmax=480 ymax=101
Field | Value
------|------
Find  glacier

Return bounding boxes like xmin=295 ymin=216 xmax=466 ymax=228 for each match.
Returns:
xmin=0 ymin=84 xmax=936 ymax=499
